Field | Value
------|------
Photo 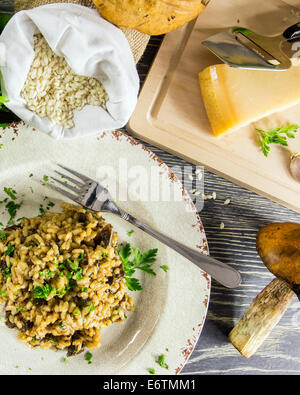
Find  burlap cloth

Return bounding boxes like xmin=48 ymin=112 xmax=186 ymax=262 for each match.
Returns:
xmin=14 ymin=0 xmax=150 ymax=64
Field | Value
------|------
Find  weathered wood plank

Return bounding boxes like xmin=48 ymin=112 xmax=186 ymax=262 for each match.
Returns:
xmin=1 ymin=1 xmax=14 ymax=12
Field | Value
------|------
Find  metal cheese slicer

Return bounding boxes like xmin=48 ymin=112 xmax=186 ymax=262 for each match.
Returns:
xmin=202 ymin=23 xmax=300 ymax=70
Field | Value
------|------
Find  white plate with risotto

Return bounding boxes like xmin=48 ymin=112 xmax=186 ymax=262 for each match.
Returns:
xmin=0 ymin=123 xmax=210 ymax=375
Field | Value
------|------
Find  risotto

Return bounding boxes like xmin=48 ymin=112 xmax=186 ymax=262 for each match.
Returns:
xmin=0 ymin=203 xmax=133 ymax=356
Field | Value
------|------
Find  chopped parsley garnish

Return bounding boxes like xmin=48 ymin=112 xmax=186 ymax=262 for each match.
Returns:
xmin=0 ymin=188 xmax=24 ymax=227
xmin=39 ymin=204 xmax=46 ymax=217
xmin=85 ymin=304 xmax=95 ymax=313
xmin=43 ymin=175 xmax=49 ymax=182
xmin=75 ymin=270 xmax=83 ymax=280
xmin=65 ymin=279 xmax=76 ymax=293
xmin=148 ymin=368 xmax=156 ymax=375
xmin=0 ymin=231 xmax=6 ymax=240
xmin=38 ymin=197 xmax=55 ymax=217
xmin=65 ymin=258 xmax=83 ymax=280
xmin=4 ymin=187 xmax=17 ymax=200
xmin=157 ymin=354 xmax=169 ymax=370
xmin=160 ymin=265 xmax=169 ymax=272
xmin=256 ymin=124 xmax=299 ymax=157
xmin=85 ymin=351 xmax=93 ymax=364
xmin=5 ymin=199 xmax=23 ymax=225
xmin=67 ymin=258 xmax=80 ymax=271
xmin=33 ymin=284 xmax=53 ymax=300
xmin=119 ymin=243 xmax=158 ymax=291
xmin=39 ymin=270 xmax=55 ymax=278
xmin=3 ymin=262 xmax=12 ymax=279
xmin=127 ymin=230 xmax=134 ymax=236
xmin=58 ymin=261 xmax=67 ymax=270
xmin=73 ymin=307 xmax=80 ymax=316
xmin=77 ymin=252 xmax=85 ymax=263
xmin=4 ymin=243 xmax=14 ymax=256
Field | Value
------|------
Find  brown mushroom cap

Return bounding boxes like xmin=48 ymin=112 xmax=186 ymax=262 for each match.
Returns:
xmin=256 ymin=223 xmax=300 ymax=296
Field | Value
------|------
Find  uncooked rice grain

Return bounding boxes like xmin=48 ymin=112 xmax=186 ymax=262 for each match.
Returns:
xmin=21 ymin=34 xmax=108 ymax=129
xmin=0 ymin=203 xmax=133 ymax=355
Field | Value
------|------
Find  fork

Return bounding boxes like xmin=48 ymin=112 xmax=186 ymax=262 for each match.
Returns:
xmin=48 ymin=164 xmax=241 ymax=288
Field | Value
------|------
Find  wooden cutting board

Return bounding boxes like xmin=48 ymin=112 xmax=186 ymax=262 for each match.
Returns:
xmin=128 ymin=0 xmax=300 ymax=213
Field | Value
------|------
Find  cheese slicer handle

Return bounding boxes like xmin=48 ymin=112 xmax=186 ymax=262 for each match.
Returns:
xmin=283 ymin=22 xmax=300 ymax=42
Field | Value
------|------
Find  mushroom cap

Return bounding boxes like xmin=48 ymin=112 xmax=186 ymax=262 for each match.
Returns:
xmin=256 ymin=223 xmax=300 ymax=295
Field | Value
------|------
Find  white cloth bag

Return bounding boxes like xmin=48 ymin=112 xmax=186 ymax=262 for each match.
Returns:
xmin=0 ymin=3 xmax=140 ymax=139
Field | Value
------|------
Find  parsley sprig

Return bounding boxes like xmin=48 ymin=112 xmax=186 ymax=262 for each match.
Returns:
xmin=119 ymin=243 xmax=158 ymax=291
xmin=256 ymin=124 xmax=299 ymax=157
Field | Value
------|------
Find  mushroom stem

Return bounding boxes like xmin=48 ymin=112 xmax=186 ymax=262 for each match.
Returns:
xmin=228 ymin=278 xmax=295 ymax=358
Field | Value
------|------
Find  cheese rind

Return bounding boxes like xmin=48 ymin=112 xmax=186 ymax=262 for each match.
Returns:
xmin=199 ymin=64 xmax=300 ymax=137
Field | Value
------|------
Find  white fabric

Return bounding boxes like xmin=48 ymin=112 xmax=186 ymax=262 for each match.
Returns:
xmin=0 ymin=3 xmax=140 ymax=139
xmin=0 ymin=43 xmax=6 ymax=66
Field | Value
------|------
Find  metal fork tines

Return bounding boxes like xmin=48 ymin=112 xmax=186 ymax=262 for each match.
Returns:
xmin=48 ymin=164 xmax=242 ymax=289
xmin=48 ymin=164 xmax=100 ymax=208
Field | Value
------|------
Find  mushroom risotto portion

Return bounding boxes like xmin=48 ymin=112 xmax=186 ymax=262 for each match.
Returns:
xmin=0 ymin=203 xmax=133 ymax=356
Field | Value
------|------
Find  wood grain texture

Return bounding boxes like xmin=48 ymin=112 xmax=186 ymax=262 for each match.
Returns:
xmin=128 ymin=0 xmax=300 ymax=214
xmin=1 ymin=1 xmax=14 ymax=12
xmin=136 ymin=35 xmax=300 ymax=375
xmin=2 ymin=0 xmax=300 ymax=375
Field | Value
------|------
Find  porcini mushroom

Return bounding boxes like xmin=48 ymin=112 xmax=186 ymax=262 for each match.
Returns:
xmin=229 ymin=223 xmax=300 ymax=358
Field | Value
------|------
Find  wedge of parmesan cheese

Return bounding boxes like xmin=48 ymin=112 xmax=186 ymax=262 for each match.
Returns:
xmin=199 ymin=64 xmax=300 ymax=137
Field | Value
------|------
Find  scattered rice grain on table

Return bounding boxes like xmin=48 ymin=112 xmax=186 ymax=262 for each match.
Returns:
xmin=21 ymin=34 xmax=108 ymax=129
xmin=0 ymin=203 xmax=133 ymax=356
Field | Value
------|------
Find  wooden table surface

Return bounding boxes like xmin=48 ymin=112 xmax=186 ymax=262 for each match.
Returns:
xmin=2 ymin=0 xmax=300 ymax=375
